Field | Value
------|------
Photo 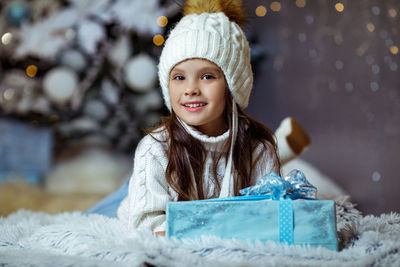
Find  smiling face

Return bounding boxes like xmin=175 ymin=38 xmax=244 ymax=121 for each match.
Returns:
xmin=169 ymin=58 xmax=228 ymax=137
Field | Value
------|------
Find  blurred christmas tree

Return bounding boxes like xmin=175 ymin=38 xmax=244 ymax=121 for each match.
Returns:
xmin=0 ymin=0 xmax=180 ymax=156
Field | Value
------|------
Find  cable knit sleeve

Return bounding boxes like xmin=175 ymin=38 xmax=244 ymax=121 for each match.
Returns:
xmin=250 ymin=141 xmax=280 ymax=185
xmin=117 ymin=134 xmax=171 ymax=233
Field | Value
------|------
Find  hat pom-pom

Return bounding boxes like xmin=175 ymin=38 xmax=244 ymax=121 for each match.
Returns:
xmin=183 ymin=0 xmax=246 ymax=28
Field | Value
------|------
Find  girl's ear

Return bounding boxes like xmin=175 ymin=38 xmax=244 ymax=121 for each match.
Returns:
xmin=275 ymin=117 xmax=311 ymax=165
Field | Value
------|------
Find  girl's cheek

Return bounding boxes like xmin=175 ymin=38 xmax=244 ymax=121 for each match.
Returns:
xmin=169 ymin=89 xmax=180 ymax=103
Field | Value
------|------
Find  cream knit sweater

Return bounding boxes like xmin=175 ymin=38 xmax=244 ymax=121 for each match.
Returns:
xmin=117 ymin=124 xmax=279 ymax=232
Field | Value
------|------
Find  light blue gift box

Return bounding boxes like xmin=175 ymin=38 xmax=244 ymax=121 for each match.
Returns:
xmin=166 ymin=171 xmax=338 ymax=251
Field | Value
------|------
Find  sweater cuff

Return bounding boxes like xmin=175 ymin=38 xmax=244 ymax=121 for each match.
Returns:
xmin=153 ymin=217 xmax=166 ymax=233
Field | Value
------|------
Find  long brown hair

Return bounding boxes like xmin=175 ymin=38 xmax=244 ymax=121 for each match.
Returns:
xmin=148 ymin=90 xmax=280 ymax=201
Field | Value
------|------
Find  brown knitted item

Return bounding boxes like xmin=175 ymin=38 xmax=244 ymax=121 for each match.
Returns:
xmin=286 ymin=118 xmax=311 ymax=155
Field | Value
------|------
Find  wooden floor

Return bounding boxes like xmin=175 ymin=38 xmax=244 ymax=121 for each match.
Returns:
xmin=0 ymin=181 xmax=106 ymax=217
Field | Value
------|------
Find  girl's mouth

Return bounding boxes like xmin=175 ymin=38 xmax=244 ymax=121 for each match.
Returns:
xmin=182 ymin=102 xmax=207 ymax=111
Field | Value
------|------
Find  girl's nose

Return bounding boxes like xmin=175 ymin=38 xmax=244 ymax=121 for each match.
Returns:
xmin=184 ymin=87 xmax=200 ymax=96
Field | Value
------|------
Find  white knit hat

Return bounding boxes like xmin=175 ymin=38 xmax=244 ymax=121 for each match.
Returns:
xmin=158 ymin=12 xmax=253 ymax=111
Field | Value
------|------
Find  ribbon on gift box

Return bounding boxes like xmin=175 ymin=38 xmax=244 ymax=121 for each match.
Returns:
xmin=239 ymin=169 xmax=317 ymax=245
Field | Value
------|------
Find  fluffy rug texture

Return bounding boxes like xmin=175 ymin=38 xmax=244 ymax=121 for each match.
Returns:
xmin=1 ymin=197 xmax=399 ymax=267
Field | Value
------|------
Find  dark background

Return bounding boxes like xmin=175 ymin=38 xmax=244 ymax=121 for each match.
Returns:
xmin=245 ymin=0 xmax=400 ymax=215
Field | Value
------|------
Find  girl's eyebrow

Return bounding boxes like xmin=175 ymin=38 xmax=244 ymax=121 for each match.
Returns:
xmin=171 ymin=67 xmax=184 ymax=73
xmin=171 ymin=66 xmax=221 ymax=73
xmin=199 ymin=66 xmax=221 ymax=73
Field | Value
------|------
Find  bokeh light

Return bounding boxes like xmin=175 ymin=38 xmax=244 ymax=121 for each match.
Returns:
xmin=3 ymin=88 xmax=15 ymax=100
xmin=388 ymin=8 xmax=397 ymax=18
xmin=306 ymin=15 xmax=314 ymax=24
xmin=370 ymin=81 xmax=379 ymax=92
xmin=335 ymin=3 xmax=344 ymax=12
xmin=153 ymin=34 xmax=164 ymax=46
xmin=157 ymin=16 xmax=168 ymax=27
xmin=372 ymin=171 xmax=381 ymax=182
xmin=335 ymin=60 xmax=344 ymax=70
xmin=26 ymin=65 xmax=38 ymax=78
xmin=366 ymin=23 xmax=375 ymax=32
xmin=270 ymin=2 xmax=281 ymax=12
xmin=49 ymin=114 xmax=60 ymax=123
xmin=296 ymin=0 xmax=306 ymax=8
xmin=390 ymin=45 xmax=399 ymax=55
xmin=345 ymin=82 xmax=354 ymax=92
xmin=334 ymin=34 xmax=343 ymax=45
xmin=255 ymin=5 xmax=267 ymax=17
xmin=371 ymin=6 xmax=381 ymax=16
xmin=1 ymin=32 xmax=12 ymax=45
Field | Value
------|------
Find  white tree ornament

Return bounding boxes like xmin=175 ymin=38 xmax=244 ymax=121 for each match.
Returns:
xmin=43 ymin=67 xmax=78 ymax=104
xmin=107 ymin=35 xmax=132 ymax=68
xmin=123 ymin=54 xmax=157 ymax=92
xmin=15 ymin=8 xmax=78 ymax=59
xmin=60 ymin=49 xmax=87 ymax=72
xmin=77 ymin=20 xmax=106 ymax=55
xmin=110 ymin=0 xmax=163 ymax=35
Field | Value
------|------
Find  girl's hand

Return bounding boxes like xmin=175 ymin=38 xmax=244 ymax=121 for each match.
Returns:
xmin=155 ymin=231 xmax=165 ymax=237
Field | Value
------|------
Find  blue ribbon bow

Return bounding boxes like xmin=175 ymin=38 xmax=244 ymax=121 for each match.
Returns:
xmin=239 ymin=169 xmax=317 ymax=245
xmin=239 ymin=169 xmax=317 ymax=200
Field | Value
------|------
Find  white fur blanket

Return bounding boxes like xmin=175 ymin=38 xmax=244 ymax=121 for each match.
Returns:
xmin=1 ymin=197 xmax=399 ymax=267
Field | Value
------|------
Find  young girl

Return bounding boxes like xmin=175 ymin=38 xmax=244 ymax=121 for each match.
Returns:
xmin=87 ymin=0 xmax=281 ymax=236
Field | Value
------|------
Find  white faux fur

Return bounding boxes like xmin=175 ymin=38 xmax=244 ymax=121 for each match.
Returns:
xmin=1 ymin=199 xmax=400 ymax=266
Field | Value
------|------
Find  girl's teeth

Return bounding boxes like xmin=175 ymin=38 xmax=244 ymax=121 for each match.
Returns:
xmin=185 ymin=103 xmax=205 ymax=108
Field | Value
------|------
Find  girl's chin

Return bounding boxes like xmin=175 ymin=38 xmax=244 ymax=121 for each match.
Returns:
xmin=180 ymin=119 xmax=203 ymax=127
xmin=178 ymin=117 xmax=207 ymax=128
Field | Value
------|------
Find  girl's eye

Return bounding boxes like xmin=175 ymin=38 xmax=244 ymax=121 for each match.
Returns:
xmin=172 ymin=75 xmax=185 ymax=80
xmin=202 ymin=74 xmax=215 ymax=80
